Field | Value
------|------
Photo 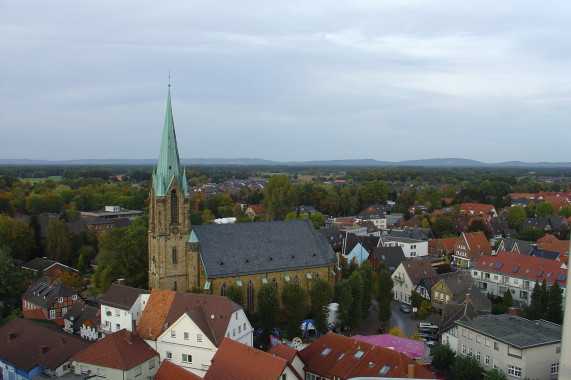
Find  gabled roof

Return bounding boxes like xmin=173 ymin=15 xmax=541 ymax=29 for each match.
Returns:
xmin=371 ymin=246 xmax=406 ymax=272
xmin=138 ymin=289 xmax=241 ymax=345
xmin=356 ymin=210 xmax=386 ymax=220
xmin=460 ymin=203 xmax=495 ymax=216
xmin=21 ymin=257 xmax=79 ymax=276
xmin=344 ymin=233 xmax=380 ymax=256
xmin=499 ymin=238 xmax=534 ymax=255
xmin=22 ymin=276 xmax=77 ymax=310
xmin=267 ymin=343 xmax=299 ymax=363
xmin=100 ymin=283 xmax=150 ymax=311
xmin=246 ymin=204 xmax=266 ymax=214
xmin=154 ymin=359 xmax=203 ymax=380
xmin=204 ymin=338 xmax=300 ymax=380
xmin=352 ymin=334 xmax=425 ymax=359
xmin=297 ymin=333 xmax=435 ymax=379
xmin=318 ymin=227 xmax=345 ymax=243
xmin=460 ymin=231 xmax=491 ymax=252
xmin=401 ymin=259 xmax=437 ymax=286
xmin=73 ymin=329 xmax=158 ymax=370
xmin=64 ymin=303 xmax=100 ymax=332
xmin=536 ymin=235 xmax=570 ymax=255
xmin=190 ymin=219 xmax=336 ymax=279
xmin=389 ymin=228 xmax=433 ymax=240
xmin=429 ymin=238 xmax=458 ymax=253
xmin=474 ymin=251 xmax=567 ymax=286
xmin=0 ymin=319 xmax=90 ymax=372
xmin=439 ymin=273 xmax=474 ymax=302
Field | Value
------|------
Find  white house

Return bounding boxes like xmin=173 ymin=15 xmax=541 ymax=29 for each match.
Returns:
xmin=99 ymin=283 xmax=150 ymax=336
xmin=380 ymin=236 xmax=428 ymax=259
xmin=392 ymin=259 xmax=437 ymax=305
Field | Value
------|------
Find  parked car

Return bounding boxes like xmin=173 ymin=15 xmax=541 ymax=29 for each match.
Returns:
xmin=400 ymin=304 xmax=411 ymax=313
xmin=419 ymin=322 xmax=438 ymax=330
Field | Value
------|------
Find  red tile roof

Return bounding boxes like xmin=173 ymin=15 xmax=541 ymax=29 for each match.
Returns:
xmin=267 ymin=343 xmax=298 ymax=362
xmin=474 ymin=251 xmax=568 ymax=286
xmin=402 ymin=259 xmax=438 ymax=286
xmin=460 ymin=203 xmax=495 ymax=216
xmin=247 ymin=204 xmax=266 ymax=214
xmin=72 ymin=329 xmax=158 ymax=370
xmin=461 ymin=231 xmax=492 ymax=252
xmin=297 ymin=333 xmax=435 ymax=379
xmin=154 ymin=359 xmax=203 ymax=380
xmin=204 ymin=338 xmax=300 ymax=380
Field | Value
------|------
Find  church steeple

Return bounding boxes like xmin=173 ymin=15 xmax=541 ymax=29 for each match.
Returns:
xmin=152 ymin=86 xmax=189 ymax=196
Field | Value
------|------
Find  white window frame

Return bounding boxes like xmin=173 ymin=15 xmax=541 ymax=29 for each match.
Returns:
xmin=182 ymin=353 xmax=192 ymax=363
xmin=507 ymin=365 xmax=522 ymax=378
xmin=551 ymin=363 xmax=559 ymax=375
xmin=484 ymin=354 xmax=490 ymax=366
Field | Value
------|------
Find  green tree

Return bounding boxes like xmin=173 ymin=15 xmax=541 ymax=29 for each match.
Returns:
xmin=310 ymin=211 xmax=325 ymax=230
xmin=356 ymin=180 xmax=389 ymax=209
xmin=523 ymin=280 xmax=545 ymax=320
xmin=189 ymin=210 xmax=202 ymax=225
xmin=309 ymin=279 xmax=334 ymax=334
xmin=535 ymin=202 xmax=555 ymax=217
xmin=557 ymin=205 xmax=571 ymax=218
xmin=0 ymin=250 xmax=26 ymax=318
xmin=0 ymin=215 xmax=36 ymax=261
xmin=506 ymin=206 xmax=526 ymax=231
xmin=485 ymin=369 xmax=507 ymax=380
xmin=388 ymin=325 xmax=406 ymax=337
xmin=262 ymin=175 xmax=295 ymax=221
xmin=432 ymin=343 xmax=455 ymax=372
xmin=545 ymin=282 xmax=563 ymax=324
xmin=468 ymin=219 xmax=493 ymax=240
xmin=357 ymin=260 xmax=373 ymax=319
xmin=334 ymin=282 xmax=353 ymax=330
xmin=347 ymin=271 xmax=364 ymax=331
xmin=282 ymin=282 xmax=306 ymax=339
xmin=421 ymin=218 xmax=430 ymax=228
xmin=284 ymin=212 xmax=298 ymax=221
xmin=418 ymin=299 xmax=434 ymax=319
xmin=502 ymin=290 xmax=514 ymax=308
xmin=257 ymin=283 xmax=280 ymax=348
xmin=452 ymin=355 xmax=483 ymax=380
xmin=45 ymin=217 xmax=72 ymax=265
xmin=517 ymin=227 xmax=544 ymax=242
xmin=226 ymin=284 xmax=244 ymax=307
xmin=410 ymin=291 xmax=423 ymax=309
xmin=431 ymin=216 xmax=456 ymax=238
xmin=376 ymin=263 xmax=394 ymax=332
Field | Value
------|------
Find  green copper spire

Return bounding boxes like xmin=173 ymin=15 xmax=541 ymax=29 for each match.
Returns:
xmin=152 ymin=86 xmax=189 ymax=196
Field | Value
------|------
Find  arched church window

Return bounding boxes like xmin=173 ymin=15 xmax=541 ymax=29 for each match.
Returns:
xmin=294 ymin=275 xmax=299 ymax=283
xmin=247 ymin=281 xmax=255 ymax=312
xmin=221 ymin=283 xmax=227 ymax=297
xmin=272 ymin=278 xmax=278 ymax=292
xmin=172 ymin=248 xmax=177 ymax=264
xmin=170 ymin=189 xmax=178 ymax=224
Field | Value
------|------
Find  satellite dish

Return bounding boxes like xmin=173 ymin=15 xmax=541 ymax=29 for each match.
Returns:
xmin=211 ymin=314 xmax=215 ymax=319
xmin=72 ymin=361 xmax=77 ymax=366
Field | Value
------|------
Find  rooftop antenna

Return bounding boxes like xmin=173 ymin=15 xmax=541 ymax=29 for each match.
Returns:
xmin=168 ymin=71 xmax=171 ymax=88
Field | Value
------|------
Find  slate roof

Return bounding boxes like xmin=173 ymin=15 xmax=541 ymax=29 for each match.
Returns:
xmin=529 ymin=247 xmax=561 ymax=261
xmin=356 ymin=210 xmax=386 ymax=220
xmin=456 ymin=314 xmax=562 ymax=349
xmin=439 ymin=273 xmax=474 ymax=302
xmin=22 ymin=276 xmax=77 ymax=310
xmin=389 ymin=228 xmax=433 ymax=240
xmin=73 ymin=329 xmax=158 ymax=370
xmin=154 ymin=359 xmax=203 ymax=380
xmin=100 ymin=283 xmax=150 ymax=311
xmin=64 ymin=303 xmax=100 ymax=333
xmin=318 ymin=227 xmax=345 ymax=243
xmin=138 ymin=289 xmax=241 ymax=345
xmin=523 ymin=217 xmax=552 ymax=230
xmin=204 ymin=338 xmax=300 ymax=380
xmin=488 ymin=219 xmax=509 ymax=235
xmin=0 ymin=318 xmax=91 ymax=372
xmin=499 ymin=238 xmax=534 ymax=255
xmin=371 ymin=246 xmax=406 ymax=272
xmin=21 ymin=257 xmax=79 ymax=276
xmin=297 ymin=333 xmax=435 ymax=379
xmin=190 ymin=220 xmax=336 ymax=278
xmin=401 ymin=259 xmax=438 ymax=286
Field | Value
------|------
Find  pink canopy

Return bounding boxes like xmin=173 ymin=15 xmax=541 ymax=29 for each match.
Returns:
xmin=351 ymin=334 xmax=426 ymax=359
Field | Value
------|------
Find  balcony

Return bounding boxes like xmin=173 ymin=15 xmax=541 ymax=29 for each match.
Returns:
xmin=393 ymin=276 xmax=405 ymax=283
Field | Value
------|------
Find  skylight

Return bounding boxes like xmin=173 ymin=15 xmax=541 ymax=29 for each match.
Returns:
xmin=489 ymin=262 xmax=494 ymax=267
xmin=525 ymin=269 xmax=531 ymax=274
xmin=494 ymin=263 xmax=503 ymax=269
xmin=379 ymin=365 xmax=391 ymax=375
xmin=513 ymin=265 xmax=519 ymax=273
xmin=537 ymin=270 xmax=544 ymax=277
xmin=337 ymin=353 xmax=345 ymax=361
xmin=353 ymin=350 xmax=365 ymax=359
xmin=547 ymin=272 xmax=552 ymax=278
xmin=557 ymin=274 xmax=567 ymax=282
xmin=482 ymin=261 xmax=487 ymax=266
xmin=321 ymin=348 xmax=332 ymax=356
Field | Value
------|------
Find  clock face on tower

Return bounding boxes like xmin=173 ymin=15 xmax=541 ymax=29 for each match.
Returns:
xmin=171 ymin=226 xmax=179 ymax=235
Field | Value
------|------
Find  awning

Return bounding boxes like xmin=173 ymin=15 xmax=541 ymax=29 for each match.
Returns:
xmin=262 ymin=277 xmax=268 ymax=284
xmin=236 ymin=280 xmax=243 ymax=287
xmin=285 ymin=275 xmax=291 ymax=282
xmin=306 ymin=273 xmax=312 ymax=279
xmin=204 ymin=281 xmax=211 ymax=290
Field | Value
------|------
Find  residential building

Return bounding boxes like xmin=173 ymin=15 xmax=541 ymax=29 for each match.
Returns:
xmin=138 ymin=289 xmax=252 ymax=377
xmin=455 ymin=314 xmax=561 ymax=380
xmin=431 ymin=273 xmax=474 ymax=310
xmin=342 ymin=233 xmax=379 ymax=266
xmin=0 ymin=318 xmax=91 ymax=379
xmin=297 ymin=332 xmax=435 ymax=379
xmin=471 ymin=251 xmax=567 ymax=304
xmin=428 ymin=237 xmax=457 ymax=258
xmin=83 ymin=217 xmax=131 ymax=235
xmin=21 ymin=276 xmax=82 ymax=326
xmin=355 ymin=209 xmax=387 ymax=230
xmin=352 ymin=334 xmax=428 ymax=359
xmin=72 ymin=329 xmax=159 ymax=380
xmin=21 ymin=257 xmax=80 ymax=277
xmin=267 ymin=343 xmax=305 ymax=379
xmin=453 ymin=231 xmax=492 ymax=268
xmin=318 ymin=227 xmax=345 ymax=253
xmin=460 ymin=203 xmax=497 ymax=217
xmin=245 ymin=204 xmax=266 ymax=220
xmin=389 ymin=227 xmax=433 ymax=241
xmin=370 ymin=246 xmax=406 ymax=273
xmin=392 ymin=259 xmax=437 ymax=304
xmin=99 ymin=283 xmax=150 ymax=336
xmin=204 ymin=338 xmax=301 ymax=380
xmin=497 ymin=239 xmax=534 ymax=255
xmin=154 ymin=360 xmax=203 ymax=380
xmin=80 ymin=205 xmax=143 ymax=220
xmin=380 ymin=236 xmax=428 ymax=259
xmin=63 ymin=303 xmax=100 ymax=341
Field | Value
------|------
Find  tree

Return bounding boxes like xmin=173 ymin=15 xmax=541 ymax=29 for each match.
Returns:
xmin=432 ymin=343 xmax=455 ymax=372
xmin=468 ymin=219 xmax=493 ymax=240
xmin=357 ymin=260 xmax=373 ymax=320
xmin=189 ymin=210 xmax=202 ymax=225
xmin=523 ymin=280 xmax=545 ymax=320
xmin=388 ymin=325 xmax=406 ymax=337
xmin=506 ymin=206 xmax=526 ymax=231
xmin=0 ymin=250 xmax=27 ymax=318
xmin=432 ymin=216 xmax=456 ymax=238
xmin=0 ymin=214 xmax=36 ymax=261
xmin=282 ymin=282 xmax=306 ymax=339
xmin=334 ymin=282 xmax=352 ymax=330
xmin=485 ymin=369 xmax=507 ymax=380
xmin=356 ymin=180 xmax=389 ymax=209
xmin=545 ymin=282 xmax=563 ymax=324
xmin=309 ymin=279 xmax=334 ymax=334
xmin=45 ymin=217 xmax=72 ymax=265
xmin=421 ymin=218 xmax=430 ymax=228
xmin=410 ymin=291 xmax=423 ymax=309
xmin=418 ymin=299 xmax=434 ymax=319
xmin=376 ymin=263 xmax=394 ymax=332
xmin=310 ymin=211 xmax=325 ymax=230
xmin=535 ymin=202 xmax=555 ymax=217
xmin=284 ymin=212 xmax=298 ymax=221
xmin=226 ymin=284 xmax=244 ymax=307
xmin=347 ymin=271 xmax=364 ymax=331
xmin=262 ymin=175 xmax=295 ymax=221
xmin=517 ymin=227 xmax=544 ymax=242
xmin=257 ymin=283 xmax=280 ymax=347
xmin=452 ymin=355 xmax=483 ymax=380
xmin=557 ymin=205 xmax=571 ymax=218
xmin=56 ymin=270 xmax=86 ymax=297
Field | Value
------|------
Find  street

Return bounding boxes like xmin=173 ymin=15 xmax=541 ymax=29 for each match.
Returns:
xmin=357 ymin=300 xmax=419 ymax=338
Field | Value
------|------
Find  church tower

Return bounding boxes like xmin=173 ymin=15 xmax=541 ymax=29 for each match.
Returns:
xmin=148 ymin=86 xmax=191 ymax=291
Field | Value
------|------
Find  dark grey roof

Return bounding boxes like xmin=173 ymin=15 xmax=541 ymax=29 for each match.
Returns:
xmin=500 ymin=239 xmax=533 ymax=255
xmin=64 ymin=303 xmax=100 ymax=333
xmin=191 ymin=219 xmax=336 ymax=279
xmin=372 ymin=246 xmax=405 ymax=272
xmin=465 ymin=284 xmax=492 ymax=313
xmin=547 ymin=214 xmax=566 ymax=228
xmin=100 ymin=283 xmax=150 ymax=310
xmin=22 ymin=276 xmax=77 ymax=309
xmin=529 ymin=247 xmax=560 ymax=261
xmin=356 ymin=210 xmax=386 ymax=220
xmin=440 ymin=273 xmax=474 ymax=302
xmin=456 ymin=314 xmax=562 ymax=349
xmin=21 ymin=257 xmax=57 ymax=271
xmin=343 ymin=233 xmax=379 ymax=256
xmin=489 ymin=219 xmax=509 ymax=235
xmin=389 ymin=228 xmax=433 ymax=240
xmin=523 ymin=217 xmax=553 ymax=230
xmin=318 ymin=227 xmax=345 ymax=243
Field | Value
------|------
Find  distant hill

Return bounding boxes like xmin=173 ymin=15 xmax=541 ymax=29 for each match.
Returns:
xmin=1 ymin=157 xmax=570 ymax=168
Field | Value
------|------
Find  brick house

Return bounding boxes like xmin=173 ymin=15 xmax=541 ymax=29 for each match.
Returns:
xmin=453 ymin=232 xmax=492 ymax=268
xmin=22 ymin=276 xmax=82 ymax=326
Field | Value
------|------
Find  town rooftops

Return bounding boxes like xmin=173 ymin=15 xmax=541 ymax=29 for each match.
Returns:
xmin=204 ymin=338 xmax=300 ymax=380
xmin=456 ymin=314 xmax=562 ymax=349
xmin=137 ymin=289 xmax=241 ymax=345
xmin=474 ymin=251 xmax=567 ymax=286
xmin=22 ymin=276 xmax=77 ymax=310
xmin=73 ymin=329 xmax=158 ymax=370
xmin=401 ymin=259 xmax=438 ymax=285
xmin=0 ymin=318 xmax=91 ymax=372
xmin=100 ymin=283 xmax=150 ymax=311
xmin=460 ymin=203 xmax=496 ymax=216
xmin=267 ymin=343 xmax=299 ymax=363
xmin=21 ymin=257 xmax=79 ymax=276
xmin=154 ymin=359 xmax=203 ymax=380
xmin=188 ymin=219 xmax=336 ymax=278
xmin=460 ymin=231 xmax=492 ymax=251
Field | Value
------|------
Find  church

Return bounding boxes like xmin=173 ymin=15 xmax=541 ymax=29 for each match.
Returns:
xmin=148 ymin=88 xmax=339 ymax=311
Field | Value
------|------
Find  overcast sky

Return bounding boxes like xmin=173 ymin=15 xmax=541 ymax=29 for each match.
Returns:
xmin=1 ymin=1 xmax=570 ymax=163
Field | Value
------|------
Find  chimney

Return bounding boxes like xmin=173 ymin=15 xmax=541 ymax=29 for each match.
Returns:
xmin=508 ymin=307 xmax=517 ymax=316
xmin=125 ymin=330 xmax=132 ymax=344
xmin=116 ymin=278 xmax=125 ymax=285
xmin=7 ymin=332 xmax=15 ymax=342
xmin=408 ymin=363 xmax=415 ymax=378
xmin=38 ymin=345 xmax=48 ymax=355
